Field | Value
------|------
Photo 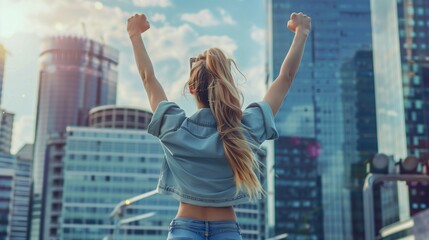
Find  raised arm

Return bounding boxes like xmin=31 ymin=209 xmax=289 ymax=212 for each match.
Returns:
xmin=127 ymin=14 xmax=167 ymax=112
xmin=263 ymin=12 xmax=311 ymax=115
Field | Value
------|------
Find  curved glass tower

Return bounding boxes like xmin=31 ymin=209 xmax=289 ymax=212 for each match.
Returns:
xmin=31 ymin=36 xmax=118 ymax=240
xmin=33 ymin=36 xmax=118 ymax=195
xmin=0 ymin=43 xmax=5 ymax=106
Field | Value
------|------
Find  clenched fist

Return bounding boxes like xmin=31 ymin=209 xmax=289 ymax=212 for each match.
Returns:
xmin=287 ymin=12 xmax=311 ymax=35
xmin=127 ymin=14 xmax=150 ymax=38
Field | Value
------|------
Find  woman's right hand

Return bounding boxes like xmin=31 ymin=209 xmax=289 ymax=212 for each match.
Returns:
xmin=127 ymin=13 xmax=150 ymax=38
xmin=287 ymin=12 xmax=311 ymax=35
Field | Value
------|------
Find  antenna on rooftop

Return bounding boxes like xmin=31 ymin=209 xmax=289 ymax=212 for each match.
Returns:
xmin=81 ymin=22 xmax=88 ymax=38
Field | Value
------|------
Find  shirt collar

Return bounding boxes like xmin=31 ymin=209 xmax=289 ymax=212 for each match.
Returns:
xmin=188 ymin=108 xmax=217 ymax=127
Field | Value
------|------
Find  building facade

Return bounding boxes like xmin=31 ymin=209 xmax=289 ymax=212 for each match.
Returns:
xmin=273 ymin=136 xmax=323 ymax=239
xmin=31 ymin=36 xmax=119 ymax=240
xmin=0 ymin=109 xmax=14 ymax=154
xmin=58 ymin=126 xmax=265 ymax=240
xmin=89 ymin=105 xmax=153 ymax=129
xmin=267 ymin=0 xmax=375 ymax=239
xmin=341 ymin=50 xmax=379 ymax=239
xmin=0 ymin=150 xmax=32 ymax=240
xmin=0 ymin=43 xmax=14 ymax=155
xmin=0 ymin=43 xmax=6 ymax=106
xmin=371 ymin=0 xmax=429 ymax=222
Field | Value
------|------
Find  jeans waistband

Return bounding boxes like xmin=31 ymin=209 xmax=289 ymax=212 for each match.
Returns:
xmin=171 ymin=217 xmax=239 ymax=224
xmin=169 ymin=217 xmax=241 ymax=236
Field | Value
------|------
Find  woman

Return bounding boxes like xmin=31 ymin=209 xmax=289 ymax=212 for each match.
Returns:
xmin=127 ymin=11 xmax=311 ymax=240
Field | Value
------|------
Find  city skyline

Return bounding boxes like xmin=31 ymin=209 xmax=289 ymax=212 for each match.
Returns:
xmin=268 ymin=0 xmax=375 ymax=239
xmin=1 ymin=0 xmax=429 ymax=239
xmin=0 ymin=0 xmax=266 ymax=154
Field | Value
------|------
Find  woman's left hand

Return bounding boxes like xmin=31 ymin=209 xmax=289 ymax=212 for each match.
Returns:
xmin=127 ymin=13 xmax=150 ymax=38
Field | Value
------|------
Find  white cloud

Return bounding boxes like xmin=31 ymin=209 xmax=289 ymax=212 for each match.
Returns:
xmin=123 ymin=22 xmax=238 ymax=104
xmin=251 ymin=25 xmax=265 ymax=45
xmin=241 ymin=64 xmax=266 ymax=106
xmin=193 ymin=35 xmax=237 ymax=55
xmin=218 ymin=8 xmax=236 ymax=25
xmin=0 ymin=1 xmax=46 ymax=38
xmin=26 ymin=0 xmax=131 ymax=47
xmin=151 ymin=13 xmax=167 ymax=23
xmin=132 ymin=0 xmax=172 ymax=8
xmin=117 ymin=76 xmax=150 ymax=110
xmin=11 ymin=115 xmax=35 ymax=154
xmin=181 ymin=9 xmax=219 ymax=27
xmin=145 ymin=24 xmax=198 ymax=62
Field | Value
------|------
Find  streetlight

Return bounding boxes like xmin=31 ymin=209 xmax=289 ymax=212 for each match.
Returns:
xmin=266 ymin=233 xmax=289 ymax=240
xmin=118 ymin=212 xmax=156 ymax=225
xmin=363 ymin=154 xmax=429 ymax=240
xmin=109 ymin=189 xmax=158 ymax=239
xmin=110 ymin=189 xmax=158 ymax=218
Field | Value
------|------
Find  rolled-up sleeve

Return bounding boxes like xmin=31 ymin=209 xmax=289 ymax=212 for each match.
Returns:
xmin=147 ymin=101 xmax=186 ymax=139
xmin=242 ymin=101 xmax=279 ymax=144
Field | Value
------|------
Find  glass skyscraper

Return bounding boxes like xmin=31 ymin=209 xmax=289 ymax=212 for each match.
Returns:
xmin=0 ymin=150 xmax=32 ymax=240
xmin=0 ymin=109 xmax=14 ymax=154
xmin=0 ymin=43 xmax=14 ymax=155
xmin=59 ymin=126 xmax=265 ymax=240
xmin=371 ymin=0 xmax=429 ymax=221
xmin=31 ymin=36 xmax=119 ymax=240
xmin=341 ymin=50 xmax=379 ymax=239
xmin=274 ymin=136 xmax=323 ymax=239
xmin=61 ymin=126 xmax=171 ymax=240
xmin=0 ymin=43 xmax=6 ymax=106
xmin=33 ymin=36 xmax=119 ymax=195
xmin=267 ymin=0 xmax=375 ymax=239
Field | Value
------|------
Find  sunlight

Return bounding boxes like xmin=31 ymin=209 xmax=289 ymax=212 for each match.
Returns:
xmin=0 ymin=2 xmax=28 ymax=38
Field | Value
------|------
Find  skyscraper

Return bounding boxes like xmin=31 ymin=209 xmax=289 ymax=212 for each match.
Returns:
xmin=274 ymin=136 xmax=323 ymax=239
xmin=0 ymin=43 xmax=6 ymax=106
xmin=0 ymin=109 xmax=14 ymax=154
xmin=371 ymin=0 xmax=429 ymax=221
xmin=267 ymin=0 xmax=374 ymax=238
xmin=0 ymin=43 xmax=14 ymax=154
xmin=31 ymin=36 xmax=118 ymax=240
xmin=58 ymin=125 xmax=266 ymax=240
xmin=0 ymin=148 xmax=32 ymax=240
xmin=61 ymin=126 xmax=169 ymax=240
xmin=341 ymin=50 xmax=379 ymax=239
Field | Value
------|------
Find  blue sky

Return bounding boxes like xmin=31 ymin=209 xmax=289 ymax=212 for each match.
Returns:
xmin=0 ymin=0 xmax=270 ymax=153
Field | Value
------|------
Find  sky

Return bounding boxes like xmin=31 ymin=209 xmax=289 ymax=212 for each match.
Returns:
xmin=0 ymin=0 xmax=269 ymax=154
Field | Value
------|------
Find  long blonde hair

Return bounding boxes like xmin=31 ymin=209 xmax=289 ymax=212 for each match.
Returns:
xmin=188 ymin=48 xmax=263 ymax=199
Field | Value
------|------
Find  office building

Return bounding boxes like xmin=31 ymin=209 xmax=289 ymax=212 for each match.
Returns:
xmin=31 ymin=36 xmax=119 ymax=240
xmin=267 ymin=0 xmax=374 ymax=238
xmin=59 ymin=126 xmax=265 ymax=240
xmin=0 ymin=43 xmax=6 ymax=106
xmin=341 ymin=50 xmax=379 ymax=239
xmin=371 ymin=0 xmax=429 ymax=222
xmin=0 ymin=148 xmax=32 ymax=240
xmin=0 ymin=109 xmax=14 ymax=154
xmin=274 ymin=136 xmax=323 ymax=239
xmin=0 ymin=43 xmax=14 ymax=155
xmin=89 ymin=105 xmax=153 ymax=129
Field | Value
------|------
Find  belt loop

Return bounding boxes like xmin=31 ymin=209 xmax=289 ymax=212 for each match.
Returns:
xmin=205 ymin=220 xmax=209 ymax=238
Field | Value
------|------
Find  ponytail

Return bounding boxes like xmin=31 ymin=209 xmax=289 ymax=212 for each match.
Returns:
xmin=189 ymin=48 xmax=263 ymax=199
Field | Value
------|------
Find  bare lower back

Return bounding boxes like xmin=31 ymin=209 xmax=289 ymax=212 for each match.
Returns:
xmin=176 ymin=202 xmax=237 ymax=221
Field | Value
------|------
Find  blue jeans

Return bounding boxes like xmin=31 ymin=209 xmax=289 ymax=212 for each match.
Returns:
xmin=167 ymin=218 xmax=243 ymax=240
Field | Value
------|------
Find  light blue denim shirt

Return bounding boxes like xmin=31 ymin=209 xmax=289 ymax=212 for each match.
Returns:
xmin=147 ymin=100 xmax=279 ymax=207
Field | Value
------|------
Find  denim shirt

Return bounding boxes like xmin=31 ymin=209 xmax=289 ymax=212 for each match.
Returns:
xmin=147 ymin=100 xmax=279 ymax=207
